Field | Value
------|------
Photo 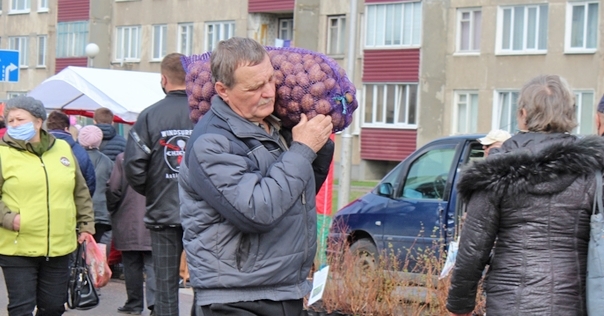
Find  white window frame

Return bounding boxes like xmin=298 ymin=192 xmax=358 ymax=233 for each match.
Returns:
xmin=37 ymin=35 xmax=46 ymax=67
xmin=365 ymin=2 xmax=422 ymax=49
xmin=115 ymin=25 xmax=141 ymax=62
xmin=574 ymin=90 xmax=595 ymax=135
xmin=565 ymin=1 xmax=599 ymax=54
xmin=496 ymin=4 xmax=548 ymax=55
xmin=278 ymin=18 xmax=294 ymax=41
xmin=205 ymin=21 xmax=235 ymax=52
xmin=492 ymin=90 xmax=520 ymax=133
xmin=456 ymin=8 xmax=482 ymax=54
xmin=10 ymin=0 xmax=30 ymax=13
xmin=453 ymin=91 xmax=479 ymax=134
xmin=9 ymin=37 xmax=28 ymax=68
xmin=152 ymin=24 xmax=167 ymax=61
xmin=178 ymin=23 xmax=193 ymax=56
xmin=327 ymin=15 xmax=346 ymax=55
xmin=56 ymin=21 xmax=89 ymax=58
xmin=362 ymin=83 xmax=418 ymax=128
xmin=38 ymin=0 xmax=48 ymax=12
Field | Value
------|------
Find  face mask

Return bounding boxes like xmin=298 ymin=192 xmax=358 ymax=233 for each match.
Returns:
xmin=7 ymin=121 xmax=37 ymax=141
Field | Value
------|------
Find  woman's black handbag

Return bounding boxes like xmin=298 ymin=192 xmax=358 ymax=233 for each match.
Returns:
xmin=67 ymin=241 xmax=99 ymax=310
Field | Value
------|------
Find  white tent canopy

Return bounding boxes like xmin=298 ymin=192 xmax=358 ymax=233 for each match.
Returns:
xmin=28 ymin=66 xmax=165 ymax=123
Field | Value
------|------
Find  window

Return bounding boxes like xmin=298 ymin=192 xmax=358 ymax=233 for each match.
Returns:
xmin=495 ymin=91 xmax=519 ymax=133
xmin=37 ymin=35 xmax=46 ymax=67
xmin=457 ymin=8 xmax=481 ymax=52
xmin=152 ymin=24 xmax=167 ymax=60
xmin=9 ymin=37 xmax=28 ymax=67
xmin=454 ymin=91 xmax=479 ymax=134
xmin=497 ymin=4 xmax=548 ymax=53
xmin=7 ymin=91 xmax=26 ymax=99
xmin=56 ymin=21 xmax=89 ymax=57
xmin=38 ymin=0 xmax=48 ymax=11
xmin=327 ymin=15 xmax=346 ymax=55
xmin=365 ymin=2 xmax=422 ymax=48
xmin=279 ymin=18 xmax=293 ymax=40
xmin=402 ymin=147 xmax=456 ymax=200
xmin=178 ymin=23 xmax=193 ymax=56
xmin=10 ymin=0 xmax=29 ymax=12
xmin=363 ymin=83 xmax=418 ymax=127
xmin=566 ymin=2 xmax=598 ymax=52
xmin=116 ymin=26 xmax=141 ymax=61
xmin=205 ymin=21 xmax=234 ymax=52
xmin=574 ymin=91 xmax=595 ymax=135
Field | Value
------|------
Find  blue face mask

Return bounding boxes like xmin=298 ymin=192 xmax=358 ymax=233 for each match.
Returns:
xmin=7 ymin=121 xmax=37 ymax=141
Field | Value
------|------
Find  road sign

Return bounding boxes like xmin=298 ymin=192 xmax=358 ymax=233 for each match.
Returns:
xmin=0 ymin=50 xmax=19 ymax=83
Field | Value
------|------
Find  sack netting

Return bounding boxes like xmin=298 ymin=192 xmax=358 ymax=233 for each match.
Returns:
xmin=181 ymin=46 xmax=358 ymax=133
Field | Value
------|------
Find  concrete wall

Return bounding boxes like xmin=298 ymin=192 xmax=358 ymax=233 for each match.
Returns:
xmin=0 ymin=0 xmax=57 ymax=100
xmin=89 ymin=1 xmax=112 ymax=68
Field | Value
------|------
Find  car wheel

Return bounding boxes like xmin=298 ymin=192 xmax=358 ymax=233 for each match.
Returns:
xmin=349 ymin=238 xmax=378 ymax=272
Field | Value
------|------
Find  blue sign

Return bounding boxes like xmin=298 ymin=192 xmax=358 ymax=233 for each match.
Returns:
xmin=0 ymin=50 xmax=19 ymax=83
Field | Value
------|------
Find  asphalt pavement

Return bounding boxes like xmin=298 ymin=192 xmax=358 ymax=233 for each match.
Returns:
xmin=0 ymin=272 xmax=194 ymax=316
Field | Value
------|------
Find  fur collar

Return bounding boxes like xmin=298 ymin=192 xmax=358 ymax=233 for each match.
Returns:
xmin=457 ymin=134 xmax=604 ymax=201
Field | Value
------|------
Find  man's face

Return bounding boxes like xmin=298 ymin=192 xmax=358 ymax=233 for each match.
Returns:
xmin=217 ymin=55 xmax=276 ymax=123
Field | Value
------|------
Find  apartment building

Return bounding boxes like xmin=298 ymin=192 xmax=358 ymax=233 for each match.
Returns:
xmin=7 ymin=0 xmax=601 ymax=181
xmin=422 ymin=0 xmax=602 ymax=146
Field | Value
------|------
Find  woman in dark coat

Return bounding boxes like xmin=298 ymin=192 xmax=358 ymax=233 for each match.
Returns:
xmin=447 ymin=74 xmax=604 ymax=316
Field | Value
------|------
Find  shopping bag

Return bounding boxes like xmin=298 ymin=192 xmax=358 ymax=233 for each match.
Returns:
xmin=67 ymin=242 xmax=99 ymax=310
xmin=587 ymin=170 xmax=604 ymax=315
xmin=83 ymin=234 xmax=112 ymax=288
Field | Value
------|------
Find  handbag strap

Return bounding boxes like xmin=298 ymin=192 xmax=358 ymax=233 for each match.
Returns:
xmin=593 ymin=170 xmax=603 ymax=216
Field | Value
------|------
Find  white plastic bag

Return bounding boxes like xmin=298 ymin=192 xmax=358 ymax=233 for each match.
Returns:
xmin=440 ymin=239 xmax=459 ymax=279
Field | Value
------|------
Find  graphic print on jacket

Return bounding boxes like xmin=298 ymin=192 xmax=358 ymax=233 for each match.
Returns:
xmin=159 ymin=129 xmax=191 ymax=178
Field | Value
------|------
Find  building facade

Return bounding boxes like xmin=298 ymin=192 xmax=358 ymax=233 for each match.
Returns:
xmin=1 ymin=0 xmax=601 ymax=180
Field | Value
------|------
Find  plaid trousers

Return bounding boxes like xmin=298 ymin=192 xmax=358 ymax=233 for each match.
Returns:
xmin=150 ymin=227 xmax=183 ymax=316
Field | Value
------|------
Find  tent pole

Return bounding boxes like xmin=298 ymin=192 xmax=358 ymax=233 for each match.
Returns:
xmin=59 ymin=93 xmax=85 ymax=110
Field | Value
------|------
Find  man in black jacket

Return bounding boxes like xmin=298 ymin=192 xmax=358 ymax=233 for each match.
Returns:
xmin=94 ymin=107 xmax=127 ymax=161
xmin=124 ymin=53 xmax=194 ymax=316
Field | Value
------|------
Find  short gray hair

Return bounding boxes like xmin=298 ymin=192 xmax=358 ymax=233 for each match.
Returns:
xmin=5 ymin=96 xmax=47 ymax=121
xmin=210 ymin=37 xmax=267 ymax=88
xmin=517 ymin=74 xmax=577 ymax=133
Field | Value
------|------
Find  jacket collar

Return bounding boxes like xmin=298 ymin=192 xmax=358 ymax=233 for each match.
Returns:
xmin=209 ymin=95 xmax=282 ymax=140
xmin=1 ymin=129 xmax=56 ymax=155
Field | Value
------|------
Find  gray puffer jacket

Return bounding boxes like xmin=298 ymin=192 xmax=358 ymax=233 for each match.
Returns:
xmin=86 ymin=148 xmax=114 ymax=225
xmin=179 ymin=96 xmax=333 ymax=306
xmin=447 ymin=132 xmax=604 ymax=316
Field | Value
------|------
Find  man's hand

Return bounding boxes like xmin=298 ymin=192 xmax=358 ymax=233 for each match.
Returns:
xmin=292 ymin=114 xmax=333 ymax=153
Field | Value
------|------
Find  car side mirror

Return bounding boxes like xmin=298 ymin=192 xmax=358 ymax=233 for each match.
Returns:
xmin=377 ymin=183 xmax=394 ymax=197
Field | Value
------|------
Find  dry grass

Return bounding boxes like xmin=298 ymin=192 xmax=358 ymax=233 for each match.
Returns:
xmin=309 ymin=226 xmax=486 ymax=316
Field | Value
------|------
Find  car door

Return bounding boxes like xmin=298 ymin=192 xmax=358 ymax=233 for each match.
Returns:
xmin=381 ymin=143 xmax=459 ymax=269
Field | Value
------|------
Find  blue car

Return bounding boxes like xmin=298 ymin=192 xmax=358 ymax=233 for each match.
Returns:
xmin=329 ymin=134 xmax=486 ymax=271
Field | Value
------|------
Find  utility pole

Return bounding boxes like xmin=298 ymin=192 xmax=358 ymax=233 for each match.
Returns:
xmin=337 ymin=0 xmax=357 ymax=210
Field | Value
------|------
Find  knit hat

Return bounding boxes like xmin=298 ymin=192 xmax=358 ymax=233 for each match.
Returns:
xmin=78 ymin=125 xmax=103 ymax=149
xmin=4 ymin=96 xmax=47 ymax=120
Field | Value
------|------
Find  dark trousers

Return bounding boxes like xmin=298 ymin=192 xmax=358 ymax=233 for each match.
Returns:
xmin=0 ymin=254 xmax=70 ymax=316
xmin=150 ymin=227 xmax=183 ymax=316
xmin=199 ymin=299 xmax=304 ymax=316
xmin=122 ymin=251 xmax=156 ymax=312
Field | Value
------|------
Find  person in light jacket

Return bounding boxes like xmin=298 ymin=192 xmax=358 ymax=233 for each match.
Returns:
xmin=0 ymin=96 xmax=94 ymax=316
xmin=79 ymin=125 xmax=114 ymax=251
xmin=447 ymin=74 xmax=604 ymax=316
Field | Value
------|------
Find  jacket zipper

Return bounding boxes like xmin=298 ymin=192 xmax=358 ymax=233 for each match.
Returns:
xmin=39 ymin=157 xmax=51 ymax=260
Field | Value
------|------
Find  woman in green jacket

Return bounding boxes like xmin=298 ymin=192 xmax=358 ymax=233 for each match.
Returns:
xmin=0 ymin=96 xmax=95 ymax=316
